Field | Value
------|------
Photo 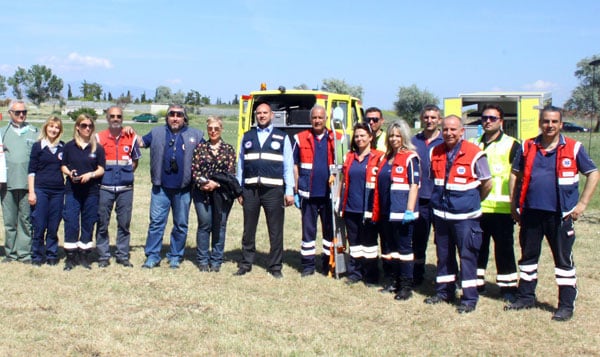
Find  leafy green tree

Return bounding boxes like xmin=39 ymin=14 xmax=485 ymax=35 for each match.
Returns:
xmin=108 ymin=92 xmax=113 ymax=101
xmin=23 ymin=65 xmax=64 ymax=105
xmin=80 ymin=80 xmax=103 ymax=101
xmin=200 ymin=95 xmax=210 ymax=106
xmin=116 ymin=92 xmax=131 ymax=105
xmin=564 ymin=55 xmax=600 ymax=132
xmin=7 ymin=67 xmax=28 ymax=99
xmin=172 ymin=90 xmax=185 ymax=104
xmin=321 ymin=78 xmax=363 ymax=99
xmin=154 ymin=86 xmax=173 ymax=103
xmin=185 ymin=90 xmax=201 ymax=105
xmin=140 ymin=92 xmax=147 ymax=103
xmin=232 ymin=94 xmax=239 ymax=105
xmin=0 ymin=75 xmax=8 ymax=97
xmin=67 ymin=107 xmax=98 ymax=121
xmin=394 ymin=84 xmax=439 ymax=126
xmin=67 ymin=84 xmax=73 ymax=99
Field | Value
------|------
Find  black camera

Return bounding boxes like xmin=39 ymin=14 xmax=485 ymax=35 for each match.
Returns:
xmin=166 ymin=158 xmax=179 ymax=174
xmin=72 ymin=170 xmax=82 ymax=183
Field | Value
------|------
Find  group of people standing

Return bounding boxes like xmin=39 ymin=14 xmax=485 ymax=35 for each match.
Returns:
xmin=289 ymin=102 xmax=598 ymax=321
xmin=0 ymin=101 xmax=238 ymax=276
xmin=0 ymin=99 xmax=597 ymax=322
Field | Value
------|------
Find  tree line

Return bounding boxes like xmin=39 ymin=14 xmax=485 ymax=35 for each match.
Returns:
xmin=2 ymin=57 xmax=599 ymax=130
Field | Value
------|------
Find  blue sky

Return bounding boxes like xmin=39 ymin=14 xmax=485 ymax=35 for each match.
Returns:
xmin=2 ymin=0 xmax=599 ymax=109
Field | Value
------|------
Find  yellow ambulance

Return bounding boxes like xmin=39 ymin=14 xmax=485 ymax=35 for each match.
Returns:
xmin=444 ymin=91 xmax=552 ymax=141
xmin=237 ymin=85 xmax=363 ymax=151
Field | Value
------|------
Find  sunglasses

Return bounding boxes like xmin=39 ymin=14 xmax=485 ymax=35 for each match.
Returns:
xmin=109 ymin=114 xmax=123 ymax=119
xmin=11 ymin=110 xmax=27 ymax=116
xmin=366 ymin=117 xmax=380 ymax=123
xmin=481 ymin=115 xmax=500 ymax=123
xmin=207 ymin=126 xmax=221 ymax=132
xmin=79 ymin=123 xmax=94 ymax=130
xmin=168 ymin=111 xmax=185 ymax=118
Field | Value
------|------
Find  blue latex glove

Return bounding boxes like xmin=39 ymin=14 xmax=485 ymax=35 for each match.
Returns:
xmin=294 ymin=193 xmax=301 ymax=209
xmin=402 ymin=210 xmax=416 ymax=224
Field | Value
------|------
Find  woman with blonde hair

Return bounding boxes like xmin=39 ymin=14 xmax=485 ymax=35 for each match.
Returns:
xmin=28 ymin=116 xmax=65 ymax=266
xmin=372 ymin=120 xmax=420 ymax=300
xmin=60 ymin=114 xmax=105 ymax=270
xmin=192 ymin=115 xmax=239 ymax=272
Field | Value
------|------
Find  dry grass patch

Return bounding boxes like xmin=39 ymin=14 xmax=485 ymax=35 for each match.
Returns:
xmin=1 ymin=108 xmax=599 ymax=355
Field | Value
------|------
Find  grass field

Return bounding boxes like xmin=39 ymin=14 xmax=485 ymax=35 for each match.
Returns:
xmin=0 ymin=108 xmax=599 ymax=355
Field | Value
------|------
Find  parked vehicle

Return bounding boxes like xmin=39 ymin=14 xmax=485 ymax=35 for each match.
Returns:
xmin=562 ymin=121 xmax=589 ymax=132
xmin=237 ymin=84 xmax=363 ymax=153
xmin=444 ymin=91 xmax=552 ymax=141
xmin=132 ymin=113 xmax=158 ymax=123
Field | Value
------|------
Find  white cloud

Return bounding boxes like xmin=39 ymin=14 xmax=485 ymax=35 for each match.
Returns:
xmin=66 ymin=52 xmax=113 ymax=69
xmin=523 ymin=80 xmax=558 ymax=91
xmin=40 ymin=52 xmax=113 ymax=71
xmin=0 ymin=64 xmax=14 ymax=74
xmin=165 ymin=78 xmax=182 ymax=85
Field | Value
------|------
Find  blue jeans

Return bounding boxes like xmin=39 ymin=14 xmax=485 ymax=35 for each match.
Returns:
xmin=96 ymin=189 xmax=134 ymax=261
xmin=193 ymin=190 xmax=232 ymax=268
xmin=30 ymin=187 xmax=64 ymax=262
xmin=144 ymin=185 xmax=191 ymax=263
xmin=63 ymin=191 xmax=99 ymax=251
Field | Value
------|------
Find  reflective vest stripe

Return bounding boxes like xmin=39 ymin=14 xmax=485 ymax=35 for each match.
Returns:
xmin=244 ymin=177 xmax=284 ymax=186
xmin=261 ymin=153 xmax=284 ymax=162
xmin=244 ymin=153 xmax=260 ymax=160
xmin=106 ymin=159 xmax=131 ymax=166
xmin=433 ymin=208 xmax=482 ymax=220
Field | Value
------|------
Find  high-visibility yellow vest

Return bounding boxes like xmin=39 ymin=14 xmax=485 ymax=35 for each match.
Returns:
xmin=470 ymin=133 xmax=517 ymax=214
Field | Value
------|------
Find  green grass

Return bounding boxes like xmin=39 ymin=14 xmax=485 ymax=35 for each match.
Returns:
xmin=0 ymin=106 xmax=599 ymax=355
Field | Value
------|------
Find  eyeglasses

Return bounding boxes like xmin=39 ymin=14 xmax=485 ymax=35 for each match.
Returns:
xmin=481 ymin=115 xmax=500 ymax=123
xmin=109 ymin=114 xmax=123 ymax=119
xmin=10 ymin=110 xmax=27 ymax=116
xmin=168 ymin=111 xmax=185 ymax=118
xmin=366 ymin=117 xmax=380 ymax=123
xmin=79 ymin=123 xmax=94 ymax=130
xmin=207 ymin=126 xmax=221 ymax=132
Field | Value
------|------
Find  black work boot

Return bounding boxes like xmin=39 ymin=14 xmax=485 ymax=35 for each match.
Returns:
xmin=64 ymin=250 xmax=78 ymax=271
xmin=79 ymin=249 xmax=92 ymax=270
xmin=394 ymin=278 xmax=414 ymax=301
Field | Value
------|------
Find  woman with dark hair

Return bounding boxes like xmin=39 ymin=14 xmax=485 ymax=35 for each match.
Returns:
xmin=28 ymin=116 xmax=65 ymax=266
xmin=339 ymin=123 xmax=384 ymax=286
xmin=61 ymin=114 xmax=105 ymax=271
xmin=372 ymin=120 xmax=420 ymax=300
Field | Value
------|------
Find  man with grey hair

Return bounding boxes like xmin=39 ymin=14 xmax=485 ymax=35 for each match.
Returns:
xmin=293 ymin=105 xmax=336 ymax=277
xmin=138 ymin=104 xmax=203 ymax=269
xmin=95 ymin=106 xmax=142 ymax=268
xmin=425 ymin=115 xmax=492 ymax=314
xmin=0 ymin=100 xmax=38 ymax=263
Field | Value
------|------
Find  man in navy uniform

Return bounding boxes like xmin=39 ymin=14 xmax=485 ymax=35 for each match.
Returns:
xmin=469 ymin=104 xmax=520 ymax=302
xmin=293 ymin=105 xmax=336 ymax=277
xmin=235 ymin=101 xmax=295 ymax=278
xmin=424 ymin=115 xmax=492 ymax=314
xmin=505 ymin=106 xmax=598 ymax=321
xmin=410 ymin=104 xmax=444 ymax=286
